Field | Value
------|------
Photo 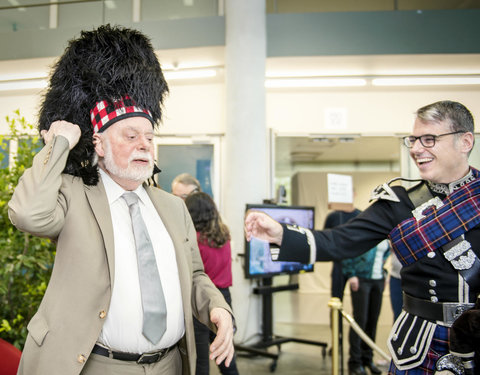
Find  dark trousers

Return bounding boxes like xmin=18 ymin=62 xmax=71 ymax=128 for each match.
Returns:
xmin=348 ymin=278 xmax=384 ymax=368
xmin=194 ymin=287 xmax=239 ymax=375
xmin=389 ymin=276 xmax=403 ymax=322
xmin=331 ymin=261 xmax=347 ymax=300
xmin=331 ymin=261 xmax=347 ymax=338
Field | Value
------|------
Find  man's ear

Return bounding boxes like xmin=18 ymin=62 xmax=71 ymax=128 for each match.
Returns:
xmin=460 ymin=132 xmax=475 ymax=154
xmin=93 ymin=133 xmax=105 ymax=158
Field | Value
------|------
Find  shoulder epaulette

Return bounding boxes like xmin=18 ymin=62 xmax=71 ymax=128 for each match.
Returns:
xmin=369 ymin=177 xmax=423 ymax=203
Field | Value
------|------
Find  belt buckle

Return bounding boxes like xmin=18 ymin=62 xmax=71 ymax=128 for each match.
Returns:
xmin=137 ymin=351 xmax=161 ymax=364
xmin=442 ymin=302 xmax=474 ymax=325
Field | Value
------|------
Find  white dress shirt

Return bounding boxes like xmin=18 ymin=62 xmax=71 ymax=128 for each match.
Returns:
xmin=98 ymin=169 xmax=185 ymax=353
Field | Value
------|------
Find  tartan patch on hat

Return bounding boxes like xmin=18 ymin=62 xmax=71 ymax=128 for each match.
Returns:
xmin=90 ymin=96 xmax=153 ymax=133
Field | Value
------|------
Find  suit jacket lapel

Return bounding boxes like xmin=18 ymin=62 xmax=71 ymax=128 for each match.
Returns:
xmin=85 ymin=181 xmax=116 ymax=288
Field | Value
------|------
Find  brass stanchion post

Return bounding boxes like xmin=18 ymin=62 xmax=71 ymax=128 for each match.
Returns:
xmin=328 ymin=297 xmax=343 ymax=375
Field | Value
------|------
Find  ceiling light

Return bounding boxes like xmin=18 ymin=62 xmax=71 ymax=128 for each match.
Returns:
xmin=104 ymin=0 xmax=117 ymax=10
xmin=372 ymin=76 xmax=480 ymax=86
xmin=311 ymin=137 xmax=334 ymax=143
xmin=164 ymin=69 xmax=217 ymax=80
xmin=339 ymin=137 xmax=356 ymax=143
xmin=160 ymin=61 xmax=220 ymax=70
xmin=0 ymin=79 xmax=48 ymax=92
xmin=265 ymin=78 xmax=367 ymax=88
xmin=0 ymin=72 xmax=49 ymax=81
xmin=266 ymin=71 xmax=361 ymax=78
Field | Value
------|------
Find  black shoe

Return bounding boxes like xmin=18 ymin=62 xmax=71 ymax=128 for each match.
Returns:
xmin=364 ymin=362 xmax=382 ymax=375
xmin=349 ymin=365 xmax=367 ymax=375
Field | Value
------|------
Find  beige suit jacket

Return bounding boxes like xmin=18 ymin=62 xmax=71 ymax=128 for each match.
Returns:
xmin=8 ymin=136 xmax=232 ymax=375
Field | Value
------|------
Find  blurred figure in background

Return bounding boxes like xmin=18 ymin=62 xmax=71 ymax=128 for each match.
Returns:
xmin=343 ymin=239 xmax=391 ymax=375
xmin=185 ymin=192 xmax=240 ymax=375
xmin=324 ymin=208 xmax=362 ymax=302
xmin=172 ymin=173 xmax=201 ymax=200
xmin=324 ymin=208 xmax=362 ymax=362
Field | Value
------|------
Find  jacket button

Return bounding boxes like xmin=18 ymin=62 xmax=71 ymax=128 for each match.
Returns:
xmin=77 ymin=354 xmax=87 ymax=363
xmin=99 ymin=310 xmax=107 ymax=319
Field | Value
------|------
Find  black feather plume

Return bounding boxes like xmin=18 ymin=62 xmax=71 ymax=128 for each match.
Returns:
xmin=38 ymin=24 xmax=169 ymax=185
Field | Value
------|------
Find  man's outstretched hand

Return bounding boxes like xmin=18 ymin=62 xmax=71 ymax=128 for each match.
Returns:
xmin=244 ymin=210 xmax=283 ymax=245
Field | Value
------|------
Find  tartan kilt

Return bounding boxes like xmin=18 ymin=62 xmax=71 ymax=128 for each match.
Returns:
xmin=388 ymin=325 xmax=449 ymax=375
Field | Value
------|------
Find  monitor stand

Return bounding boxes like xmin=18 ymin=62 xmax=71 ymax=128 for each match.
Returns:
xmin=235 ymin=277 xmax=327 ymax=372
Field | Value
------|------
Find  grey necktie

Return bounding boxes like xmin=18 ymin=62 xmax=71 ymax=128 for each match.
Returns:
xmin=122 ymin=192 xmax=167 ymax=344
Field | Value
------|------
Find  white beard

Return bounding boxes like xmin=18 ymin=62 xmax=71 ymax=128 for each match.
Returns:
xmin=102 ymin=138 xmax=154 ymax=183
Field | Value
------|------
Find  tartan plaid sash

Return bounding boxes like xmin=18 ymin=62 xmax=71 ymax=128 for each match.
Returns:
xmin=389 ymin=168 xmax=480 ymax=266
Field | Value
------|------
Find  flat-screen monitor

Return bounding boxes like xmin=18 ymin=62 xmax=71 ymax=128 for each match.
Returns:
xmin=244 ymin=204 xmax=315 ymax=279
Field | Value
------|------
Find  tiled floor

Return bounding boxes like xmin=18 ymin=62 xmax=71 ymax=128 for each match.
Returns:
xmin=211 ymin=322 xmax=392 ymax=375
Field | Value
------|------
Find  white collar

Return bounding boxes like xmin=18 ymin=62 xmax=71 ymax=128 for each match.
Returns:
xmin=427 ymin=169 xmax=476 ymax=195
xmin=98 ymin=168 xmax=148 ymax=205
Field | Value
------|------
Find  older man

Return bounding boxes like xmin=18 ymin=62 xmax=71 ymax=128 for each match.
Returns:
xmin=245 ymin=100 xmax=480 ymax=374
xmin=172 ymin=173 xmax=202 ymax=200
xmin=8 ymin=25 xmax=234 ymax=375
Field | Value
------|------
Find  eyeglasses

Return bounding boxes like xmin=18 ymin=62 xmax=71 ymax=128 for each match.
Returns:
xmin=402 ymin=131 xmax=466 ymax=148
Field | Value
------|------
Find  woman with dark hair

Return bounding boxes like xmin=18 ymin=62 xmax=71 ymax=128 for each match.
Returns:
xmin=185 ymin=192 xmax=240 ymax=375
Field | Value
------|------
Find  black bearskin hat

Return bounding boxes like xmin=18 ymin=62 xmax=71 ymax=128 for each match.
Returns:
xmin=39 ymin=24 xmax=169 ymax=185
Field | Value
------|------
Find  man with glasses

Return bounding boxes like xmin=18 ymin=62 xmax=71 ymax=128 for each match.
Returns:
xmin=245 ymin=100 xmax=479 ymax=374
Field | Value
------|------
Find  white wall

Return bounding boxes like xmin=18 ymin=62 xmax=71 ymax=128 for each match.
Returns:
xmin=267 ymin=88 xmax=480 ymax=135
xmin=160 ymin=83 xmax=225 ymax=135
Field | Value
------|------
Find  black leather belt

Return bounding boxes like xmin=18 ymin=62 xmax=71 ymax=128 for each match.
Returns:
xmin=92 ymin=344 xmax=175 ymax=364
xmin=403 ymin=293 xmax=474 ymax=325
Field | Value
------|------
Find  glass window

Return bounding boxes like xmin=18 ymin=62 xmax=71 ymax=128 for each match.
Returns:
xmin=141 ymin=0 xmax=218 ymax=21
xmin=0 ymin=0 xmax=49 ymax=32
xmin=104 ymin=0 xmax=133 ymax=25
xmin=266 ymin=0 xmax=480 ymax=13
xmin=58 ymin=1 xmax=103 ymax=29
xmin=156 ymin=144 xmax=214 ymax=197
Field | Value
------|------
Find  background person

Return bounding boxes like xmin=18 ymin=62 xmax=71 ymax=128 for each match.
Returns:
xmin=8 ymin=25 xmax=234 ymax=375
xmin=324 ymin=208 xmax=362 ymax=302
xmin=245 ymin=100 xmax=479 ymax=374
xmin=172 ymin=173 xmax=201 ymax=199
xmin=324 ymin=207 xmax=362 ymax=362
xmin=185 ymin=192 xmax=240 ymax=375
xmin=343 ymin=239 xmax=391 ymax=375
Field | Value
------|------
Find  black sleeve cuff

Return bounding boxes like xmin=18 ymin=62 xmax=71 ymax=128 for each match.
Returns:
xmin=277 ymin=223 xmax=314 ymax=264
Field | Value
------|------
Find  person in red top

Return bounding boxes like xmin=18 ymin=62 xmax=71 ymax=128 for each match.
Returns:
xmin=185 ymin=192 xmax=239 ymax=375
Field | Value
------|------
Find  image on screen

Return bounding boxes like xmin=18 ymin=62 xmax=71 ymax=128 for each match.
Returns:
xmin=245 ymin=204 xmax=315 ymax=279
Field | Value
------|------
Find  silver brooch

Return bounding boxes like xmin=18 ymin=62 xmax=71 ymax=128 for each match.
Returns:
xmin=411 ymin=197 xmax=444 ymax=221
xmin=450 ymin=250 xmax=475 ymax=270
